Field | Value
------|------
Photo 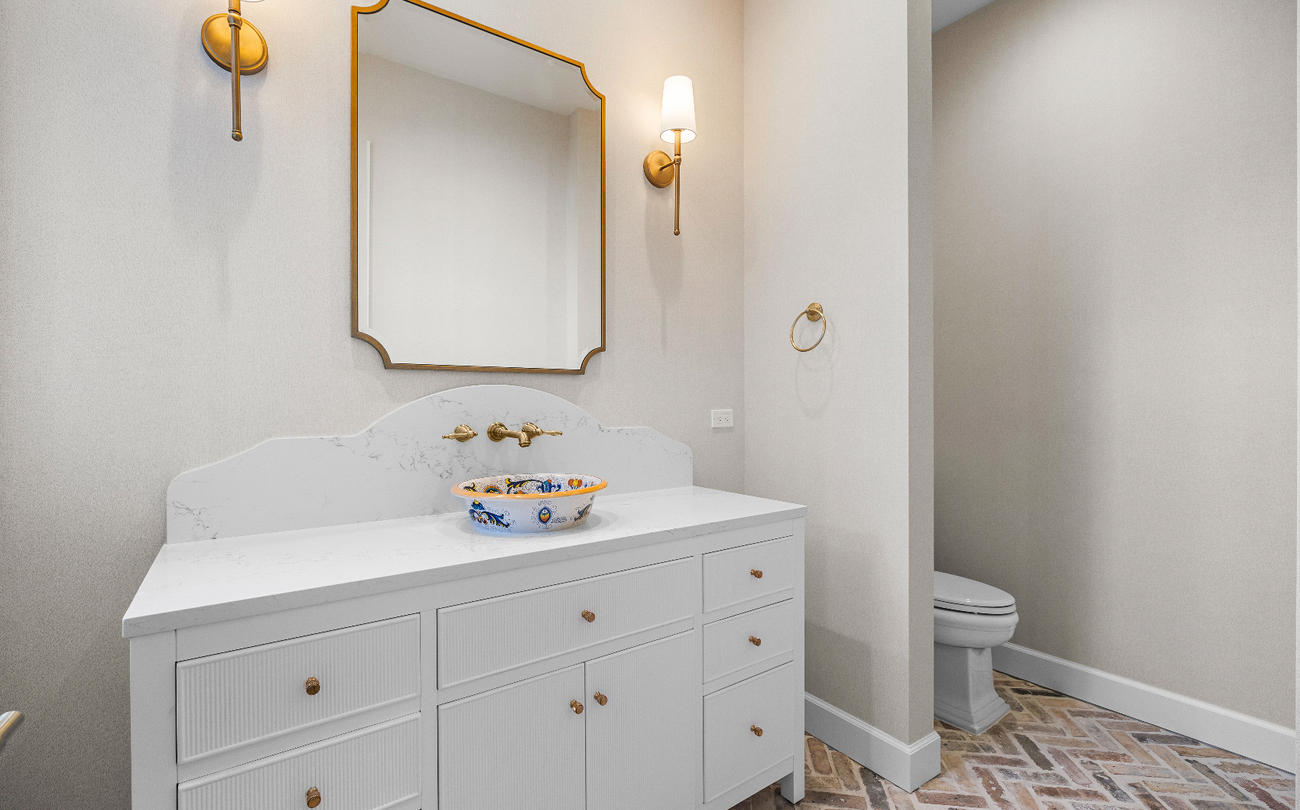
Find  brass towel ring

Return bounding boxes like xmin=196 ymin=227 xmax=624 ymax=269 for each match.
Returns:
xmin=790 ymin=303 xmax=828 ymax=352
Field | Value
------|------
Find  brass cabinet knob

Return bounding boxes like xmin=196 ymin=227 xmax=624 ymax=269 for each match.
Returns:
xmin=306 ymin=787 xmax=321 ymax=808
xmin=751 ymin=725 xmax=764 ymax=737
xmin=750 ymin=569 xmax=763 ymax=579
xmin=571 ymin=699 xmax=584 ymax=714
xmin=593 ymin=692 xmax=608 ymax=706
xmin=581 ymin=610 xmax=596 ymax=623
xmin=749 ymin=636 xmax=762 ymax=646
xmin=305 ymin=677 xmax=321 ymax=696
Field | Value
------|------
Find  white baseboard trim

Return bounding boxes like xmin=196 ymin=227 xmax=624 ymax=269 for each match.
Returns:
xmin=993 ymin=642 xmax=1296 ymax=773
xmin=804 ymin=692 xmax=941 ymax=792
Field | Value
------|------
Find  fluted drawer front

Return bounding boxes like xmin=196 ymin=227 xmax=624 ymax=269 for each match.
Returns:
xmin=438 ymin=558 xmax=693 ymax=688
xmin=177 ymin=615 xmax=420 ymax=764
xmin=702 ymin=536 xmax=796 ymax=613
xmin=703 ymin=599 xmax=794 ymax=684
xmin=703 ymin=662 xmax=798 ymax=803
xmin=178 ymin=714 xmax=420 ymax=810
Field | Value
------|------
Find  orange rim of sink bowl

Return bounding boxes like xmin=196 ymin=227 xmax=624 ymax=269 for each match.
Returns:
xmin=451 ymin=476 xmax=608 ymax=500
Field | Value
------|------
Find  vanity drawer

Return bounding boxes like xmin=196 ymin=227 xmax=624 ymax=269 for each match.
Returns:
xmin=703 ymin=662 xmax=798 ymax=803
xmin=176 ymin=615 xmax=420 ymax=764
xmin=702 ymin=536 xmax=797 ymax=613
xmin=703 ymin=600 xmax=794 ymax=685
xmin=438 ymin=558 xmax=694 ymax=688
xmin=178 ymin=714 xmax=420 ymax=810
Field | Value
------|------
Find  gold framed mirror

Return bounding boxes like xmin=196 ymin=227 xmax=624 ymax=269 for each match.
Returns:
xmin=351 ymin=0 xmax=606 ymax=373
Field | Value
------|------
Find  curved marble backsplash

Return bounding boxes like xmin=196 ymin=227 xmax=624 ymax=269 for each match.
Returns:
xmin=166 ymin=385 xmax=692 ymax=542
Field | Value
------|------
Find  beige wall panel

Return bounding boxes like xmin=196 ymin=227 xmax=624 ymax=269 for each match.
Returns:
xmin=0 ymin=0 xmax=745 ymax=805
xmin=934 ymin=0 xmax=1296 ymax=728
xmin=744 ymin=0 xmax=932 ymax=744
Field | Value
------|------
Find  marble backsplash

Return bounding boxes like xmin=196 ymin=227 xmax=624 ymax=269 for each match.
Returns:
xmin=167 ymin=385 xmax=693 ymax=542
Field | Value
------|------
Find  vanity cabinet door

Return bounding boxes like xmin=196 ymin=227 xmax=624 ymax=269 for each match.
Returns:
xmin=585 ymin=631 xmax=697 ymax=810
xmin=438 ymin=664 xmax=587 ymax=810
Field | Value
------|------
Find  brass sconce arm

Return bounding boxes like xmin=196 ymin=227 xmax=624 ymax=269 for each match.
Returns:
xmin=672 ymin=130 xmax=683 ymax=236
xmin=227 ymin=4 xmax=244 ymax=141
xmin=201 ymin=0 xmax=269 ymax=142
xmin=644 ymin=130 xmax=685 ymax=236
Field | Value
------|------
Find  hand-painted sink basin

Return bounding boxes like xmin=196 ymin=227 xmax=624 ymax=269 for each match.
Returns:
xmin=452 ymin=474 xmax=607 ymax=534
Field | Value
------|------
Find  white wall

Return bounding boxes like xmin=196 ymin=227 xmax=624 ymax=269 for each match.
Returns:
xmin=934 ymin=0 xmax=1296 ymax=728
xmin=744 ymin=0 xmax=935 ymax=749
xmin=0 ymin=0 xmax=744 ymax=805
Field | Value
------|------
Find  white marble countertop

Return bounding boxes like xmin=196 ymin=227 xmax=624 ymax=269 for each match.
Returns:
xmin=123 ymin=486 xmax=806 ymax=638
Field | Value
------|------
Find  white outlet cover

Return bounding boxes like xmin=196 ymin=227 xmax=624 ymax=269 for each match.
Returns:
xmin=711 ymin=409 xmax=735 ymax=429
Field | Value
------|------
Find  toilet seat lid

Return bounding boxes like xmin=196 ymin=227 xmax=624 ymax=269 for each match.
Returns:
xmin=934 ymin=572 xmax=1016 ymax=615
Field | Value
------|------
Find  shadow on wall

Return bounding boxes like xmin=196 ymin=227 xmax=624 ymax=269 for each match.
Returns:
xmin=166 ymin=46 xmax=267 ymax=321
xmin=644 ymin=167 xmax=684 ymax=351
xmin=793 ymin=311 xmax=835 ymax=419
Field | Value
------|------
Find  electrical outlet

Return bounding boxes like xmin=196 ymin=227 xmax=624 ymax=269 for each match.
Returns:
xmin=711 ymin=409 xmax=735 ymax=429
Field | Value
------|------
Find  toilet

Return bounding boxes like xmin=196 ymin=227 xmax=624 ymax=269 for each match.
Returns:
xmin=933 ymin=572 xmax=1019 ymax=734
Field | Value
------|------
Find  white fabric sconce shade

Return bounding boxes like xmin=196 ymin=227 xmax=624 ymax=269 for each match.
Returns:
xmin=660 ymin=76 xmax=697 ymax=143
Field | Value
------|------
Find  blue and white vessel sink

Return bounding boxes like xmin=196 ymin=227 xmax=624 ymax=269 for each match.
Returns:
xmin=452 ymin=474 xmax=607 ymax=534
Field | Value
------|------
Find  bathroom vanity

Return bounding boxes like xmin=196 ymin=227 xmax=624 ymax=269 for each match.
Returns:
xmin=124 ymin=386 xmax=807 ymax=810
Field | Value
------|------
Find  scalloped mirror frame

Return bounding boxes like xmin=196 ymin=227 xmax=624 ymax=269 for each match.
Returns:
xmin=350 ymin=0 xmax=607 ymax=373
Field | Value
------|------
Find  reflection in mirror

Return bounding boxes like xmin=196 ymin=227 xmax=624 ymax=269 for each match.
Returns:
xmin=353 ymin=0 xmax=605 ymax=372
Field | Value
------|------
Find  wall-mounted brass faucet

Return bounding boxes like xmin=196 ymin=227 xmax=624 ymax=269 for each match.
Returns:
xmin=488 ymin=422 xmax=562 ymax=448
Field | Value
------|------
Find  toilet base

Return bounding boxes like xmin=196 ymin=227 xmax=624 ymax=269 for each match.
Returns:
xmin=933 ymin=642 xmax=1010 ymax=735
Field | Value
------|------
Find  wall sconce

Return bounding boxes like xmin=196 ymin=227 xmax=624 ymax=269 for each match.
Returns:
xmin=643 ymin=76 xmax=697 ymax=236
xmin=200 ymin=0 xmax=269 ymax=142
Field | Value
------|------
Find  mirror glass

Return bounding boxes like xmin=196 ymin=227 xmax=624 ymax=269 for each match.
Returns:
xmin=353 ymin=0 xmax=605 ymax=372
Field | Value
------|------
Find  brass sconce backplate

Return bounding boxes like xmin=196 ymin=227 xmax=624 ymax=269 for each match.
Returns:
xmin=201 ymin=14 xmax=269 ymax=74
xmin=643 ymin=151 xmax=675 ymax=188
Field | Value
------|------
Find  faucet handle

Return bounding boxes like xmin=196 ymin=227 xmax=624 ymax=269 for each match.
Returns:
xmin=522 ymin=422 xmax=562 ymax=439
xmin=442 ymin=424 xmax=478 ymax=442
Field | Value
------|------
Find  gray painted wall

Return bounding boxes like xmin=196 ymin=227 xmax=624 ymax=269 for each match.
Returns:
xmin=0 ymin=0 xmax=745 ymax=804
xmin=933 ymin=0 xmax=1297 ymax=728
xmin=743 ymin=0 xmax=935 ymax=745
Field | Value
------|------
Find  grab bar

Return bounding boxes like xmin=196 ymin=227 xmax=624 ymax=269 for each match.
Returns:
xmin=0 ymin=711 xmax=23 ymax=754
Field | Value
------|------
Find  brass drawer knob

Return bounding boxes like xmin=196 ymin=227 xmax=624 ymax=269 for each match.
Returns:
xmin=750 ymin=569 xmax=763 ymax=579
xmin=594 ymin=692 xmax=608 ymax=706
xmin=581 ymin=610 xmax=596 ymax=623
xmin=305 ymin=677 xmax=321 ymax=696
xmin=751 ymin=725 xmax=763 ymax=737
xmin=749 ymin=636 xmax=762 ymax=646
xmin=306 ymin=787 xmax=321 ymax=808
xmin=571 ymin=699 xmax=584 ymax=714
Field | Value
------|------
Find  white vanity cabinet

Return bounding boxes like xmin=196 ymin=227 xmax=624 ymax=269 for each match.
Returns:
xmin=125 ymin=487 xmax=807 ymax=810
xmin=439 ymin=631 xmax=697 ymax=810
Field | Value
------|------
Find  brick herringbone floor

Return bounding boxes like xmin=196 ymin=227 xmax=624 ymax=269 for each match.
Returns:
xmin=729 ymin=672 xmax=1295 ymax=810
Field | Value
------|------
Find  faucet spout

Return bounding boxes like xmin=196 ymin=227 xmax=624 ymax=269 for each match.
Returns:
xmin=487 ymin=422 xmax=532 ymax=447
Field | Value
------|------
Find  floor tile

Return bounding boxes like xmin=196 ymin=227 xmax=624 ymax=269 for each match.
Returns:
xmin=728 ymin=673 xmax=1294 ymax=810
